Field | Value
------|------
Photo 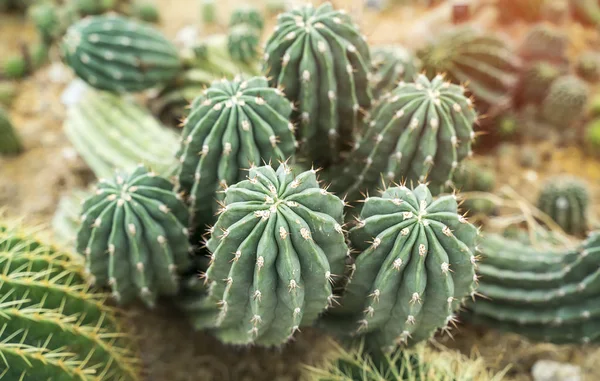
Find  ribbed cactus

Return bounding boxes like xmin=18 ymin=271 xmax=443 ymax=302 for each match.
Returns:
xmin=175 ymin=76 xmax=296 ymax=230
xmin=331 ymin=74 xmax=477 ymax=201
xmin=76 ymin=165 xmax=192 ymax=307
xmin=263 ymin=2 xmax=372 ymax=165
xmin=333 ymin=184 xmax=478 ymax=349
xmin=538 ymin=176 xmax=589 ymax=236
xmin=517 ymin=61 xmax=562 ymax=105
xmin=229 ymin=6 xmax=264 ymax=30
xmin=199 ymin=164 xmax=348 ymax=346
xmin=228 ymin=24 xmax=260 ymax=63
xmin=64 ymin=85 xmax=180 ymax=178
xmin=571 ymin=0 xmax=600 ymax=26
xmin=519 ymin=24 xmax=569 ymax=66
xmin=576 ymin=51 xmax=600 ymax=82
xmin=465 ymin=232 xmax=600 ymax=344
xmin=541 ymin=75 xmax=589 ymax=129
xmin=0 ymin=106 xmax=22 ymax=156
xmin=0 ymin=223 xmax=139 ymax=380
xmin=417 ymin=27 xmax=520 ymax=111
xmin=370 ymin=45 xmax=421 ymax=100
xmin=62 ymin=14 xmax=181 ymax=92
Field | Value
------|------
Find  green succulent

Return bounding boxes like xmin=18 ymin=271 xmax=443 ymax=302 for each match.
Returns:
xmin=370 ymin=45 xmax=421 ymax=100
xmin=538 ymin=175 xmax=589 ymax=236
xmin=0 ymin=105 xmax=22 ymax=156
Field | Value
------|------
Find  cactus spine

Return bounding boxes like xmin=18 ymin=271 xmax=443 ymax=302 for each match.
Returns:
xmin=175 ymin=76 xmax=296 ymax=230
xmin=370 ymin=45 xmax=421 ymax=100
xmin=332 ymin=74 xmax=477 ymax=201
xmin=199 ymin=164 xmax=348 ymax=346
xmin=0 ymin=223 xmax=139 ymax=380
xmin=76 ymin=165 xmax=191 ymax=307
xmin=263 ymin=2 xmax=372 ymax=165
xmin=541 ymin=75 xmax=589 ymax=129
xmin=537 ymin=176 xmax=589 ymax=236
xmin=0 ymin=106 xmax=22 ymax=156
xmin=62 ymin=14 xmax=181 ymax=92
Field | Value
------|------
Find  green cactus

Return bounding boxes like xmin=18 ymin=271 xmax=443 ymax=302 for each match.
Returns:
xmin=538 ymin=176 xmax=589 ymax=236
xmin=585 ymin=118 xmax=600 ymax=157
xmin=132 ymin=1 xmax=160 ymax=23
xmin=541 ymin=75 xmax=589 ymax=129
xmin=200 ymin=0 xmax=216 ymax=24
xmin=370 ymin=45 xmax=421 ymax=100
xmin=0 ymin=106 xmax=22 ymax=156
xmin=229 ymin=6 xmax=264 ymax=31
xmin=266 ymin=0 xmax=287 ymax=15
xmin=331 ymin=74 xmax=477 ymax=201
xmin=329 ymin=184 xmax=478 ymax=349
xmin=29 ymin=2 xmax=60 ymax=44
xmin=576 ymin=51 xmax=600 ymax=82
xmin=0 ymin=81 xmax=16 ymax=107
xmin=228 ymin=24 xmax=260 ymax=63
xmin=570 ymin=0 xmax=600 ymax=26
xmin=464 ymin=232 xmax=600 ymax=344
xmin=62 ymin=14 xmax=182 ymax=93
xmin=175 ymin=76 xmax=296 ymax=230
xmin=197 ymin=164 xmax=348 ymax=346
xmin=76 ymin=165 xmax=192 ymax=307
xmin=2 ymin=54 xmax=28 ymax=79
xmin=64 ymin=85 xmax=180 ymax=179
xmin=450 ymin=162 xmax=495 ymax=192
xmin=263 ymin=2 xmax=372 ymax=165
xmin=519 ymin=23 xmax=569 ymax=66
xmin=417 ymin=27 xmax=520 ymax=110
xmin=517 ymin=61 xmax=562 ymax=105
xmin=0 ymin=223 xmax=140 ymax=380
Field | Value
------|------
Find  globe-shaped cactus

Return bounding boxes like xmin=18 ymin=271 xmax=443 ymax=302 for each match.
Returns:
xmin=519 ymin=23 xmax=569 ymax=66
xmin=229 ymin=6 xmax=264 ymax=30
xmin=370 ymin=45 xmax=421 ymax=100
xmin=263 ymin=2 xmax=372 ymax=165
xmin=517 ymin=61 xmax=562 ymax=105
xmin=77 ymin=165 xmax=191 ymax=307
xmin=175 ymin=76 xmax=297 ymax=230
xmin=541 ymin=75 xmax=589 ymax=129
xmin=228 ymin=24 xmax=260 ymax=63
xmin=200 ymin=164 xmax=349 ymax=346
xmin=538 ymin=176 xmax=589 ymax=236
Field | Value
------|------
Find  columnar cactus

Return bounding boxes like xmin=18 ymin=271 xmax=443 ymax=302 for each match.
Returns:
xmin=263 ymin=2 xmax=372 ymax=165
xmin=519 ymin=24 xmax=569 ymax=66
xmin=228 ymin=24 xmax=260 ymax=63
xmin=334 ymin=184 xmax=478 ymax=349
xmin=417 ymin=27 xmax=520 ymax=111
xmin=76 ymin=165 xmax=192 ymax=307
xmin=229 ymin=6 xmax=264 ymax=31
xmin=64 ymin=86 xmax=180 ymax=178
xmin=198 ymin=164 xmax=348 ymax=346
xmin=541 ymin=75 xmax=589 ymax=128
xmin=62 ymin=14 xmax=182 ymax=92
xmin=538 ymin=176 xmax=589 ymax=236
xmin=331 ymin=74 xmax=477 ymax=201
xmin=0 ymin=223 xmax=139 ymax=380
xmin=0 ymin=106 xmax=22 ymax=156
xmin=464 ymin=232 xmax=600 ymax=344
xmin=175 ymin=76 xmax=296 ymax=230
xmin=370 ymin=45 xmax=421 ymax=100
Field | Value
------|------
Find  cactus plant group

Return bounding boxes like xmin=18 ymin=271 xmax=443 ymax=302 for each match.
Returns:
xmin=538 ymin=176 xmax=589 ymax=236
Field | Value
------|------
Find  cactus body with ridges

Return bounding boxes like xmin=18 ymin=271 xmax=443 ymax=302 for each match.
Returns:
xmin=538 ymin=176 xmax=589 ymax=236
xmin=175 ymin=76 xmax=296 ymax=230
xmin=228 ymin=24 xmax=260 ymax=63
xmin=62 ymin=14 xmax=181 ymax=92
xmin=200 ymin=164 xmax=348 ymax=346
xmin=541 ymin=75 xmax=589 ymax=129
xmin=263 ymin=2 xmax=372 ymax=165
xmin=370 ymin=45 xmax=421 ymax=100
xmin=76 ymin=165 xmax=191 ymax=307
xmin=331 ymin=74 xmax=477 ymax=201
xmin=0 ymin=106 xmax=22 ymax=156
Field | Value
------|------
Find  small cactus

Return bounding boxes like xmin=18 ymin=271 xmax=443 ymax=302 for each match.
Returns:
xmin=229 ymin=6 xmax=264 ymax=31
xmin=370 ymin=45 xmax=421 ymax=100
xmin=331 ymin=74 xmax=477 ymax=201
xmin=76 ymin=165 xmax=192 ymax=307
xmin=200 ymin=164 xmax=348 ymax=346
xmin=200 ymin=0 xmax=217 ymax=24
xmin=519 ymin=23 xmax=569 ymax=66
xmin=175 ymin=76 xmax=296 ymax=231
xmin=227 ymin=24 xmax=260 ymax=63
xmin=0 ymin=106 xmax=22 ymax=156
xmin=541 ymin=75 xmax=589 ymax=129
xmin=576 ymin=51 xmax=600 ymax=82
xmin=29 ymin=2 xmax=60 ymax=44
xmin=132 ymin=1 xmax=160 ymax=23
xmin=585 ymin=118 xmax=600 ymax=157
xmin=62 ymin=14 xmax=182 ymax=92
xmin=450 ymin=161 xmax=495 ymax=192
xmin=538 ymin=176 xmax=589 ymax=236
xmin=263 ymin=2 xmax=372 ymax=165
xmin=517 ymin=61 xmax=562 ymax=105
xmin=2 ymin=54 xmax=28 ymax=79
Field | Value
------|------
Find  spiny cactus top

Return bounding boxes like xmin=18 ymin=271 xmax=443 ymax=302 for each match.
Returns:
xmin=0 ymin=223 xmax=139 ymax=381
xmin=62 ymin=14 xmax=181 ymax=92
xmin=263 ymin=2 xmax=372 ymax=165
xmin=229 ymin=6 xmax=264 ymax=30
xmin=0 ymin=105 xmax=22 ymax=156
xmin=175 ymin=76 xmax=296 ymax=231
xmin=339 ymin=184 xmax=478 ymax=349
xmin=332 ymin=74 xmax=477 ymax=200
xmin=541 ymin=75 xmax=589 ymax=128
xmin=538 ymin=176 xmax=589 ymax=236
xmin=77 ymin=165 xmax=191 ymax=308
xmin=201 ymin=164 xmax=348 ymax=346
xmin=370 ymin=45 xmax=421 ymax=100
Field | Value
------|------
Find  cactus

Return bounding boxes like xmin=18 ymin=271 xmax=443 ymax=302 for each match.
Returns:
xmin=450 ymin=161 xmax=496 ymax=219
xmin=0 ymin=81 xmax=16 ymax=107
xmin=0 ymin=222 xmax=140 ymax=380
xmin=2 ymin=54 xmax=28 ymax=79
xmin=464 ymin=232 xmax=600 ymax=344
xmin=266 ymin=0 xmax=287 ymax=15
xmin=76 ymin=165 xmax=192 ymax=307
xmin=331 ymin=74 xmax=477 ymax=201
xmin=175 ymin=76 xmax=296 ymax=230
xmin=64 ymin=85 xmax=180 ymax=178
xmin=417 ymin=27 xmax=520 ymax=111
xmin=228 ymin=24 xmax=260 ymax=63
xmin=29 ymin=2 xmax=60 ymax=44
xmin=328 ymin=184 xmax=478 ymax=349
xmin=0 ymin=106 xmax=22 ymax=156
xmin=200 ymin=0 xmax=216 ymax=24
xmin=585 ymin=118 xmax=600 ymax=157
xmin=541 ymin=75 xmax=589 ymax=129
xmin=519 ymin=23 xmax=569 ymax=66
xmin=62 ymin=14 xmax=182 ymax=93
xmin=517 ymin=61 xmax=562 ymax=105
xmin=576 ymin=51 xmax=600 ymax=82
xmin=229 ymin=6 xmax=264 ymax=31
xmin=132 ymin=1 xmax=160 ymax=23
xmin=370 ymin=45 xmax=421 ymax=100
xmin=263 ymin=2 xmax=372 ymax=165
xmin=570 ymin=0 xmax=600 ymax=26
xmin=197 ymin=164 xmax=348 ymax=346
xmin=537 ymin=176 xmax=589 ymax=236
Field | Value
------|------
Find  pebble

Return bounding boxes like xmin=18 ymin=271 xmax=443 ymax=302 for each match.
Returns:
xmin=532 ymin=360 xmax=581 ymax=381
